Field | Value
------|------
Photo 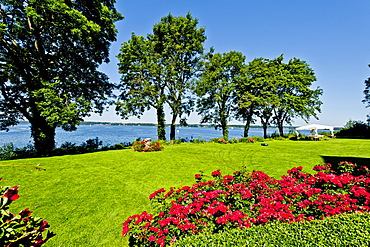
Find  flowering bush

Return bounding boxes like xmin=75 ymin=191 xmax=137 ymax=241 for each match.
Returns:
xmin=122 ymin=162 xmax=370 ymax=246
xmin=132 ymin=141 xmax=164 ymax=152
xmin=0 ymin=179 xmax=55 ymax=246
xmin=209 ymin=138 xmax=229 ymax=144
xmin=239 ymin=137 xmax=255 ymax=143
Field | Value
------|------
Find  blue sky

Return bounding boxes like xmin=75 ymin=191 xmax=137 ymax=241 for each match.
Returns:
xmin=87 ymin=0 xmax=370 ymax=127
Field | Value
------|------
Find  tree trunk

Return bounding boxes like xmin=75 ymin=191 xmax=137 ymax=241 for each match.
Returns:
xmin=263 ymin=124 xmax=268 ymax=139
xmin=30 ymin=120 xmax=56 ymax=156
xmin=156 ymin=105 xmax=166 ymax=140
xmin=170 ymin=115 xmax=176 ymax=140
xmin=243 ymin=109 xmax=254 ymax=137
xmin=221 ymin=114 xmax=228 ymax=140
xmin=278 ymin=121 xmax=284 ymax=137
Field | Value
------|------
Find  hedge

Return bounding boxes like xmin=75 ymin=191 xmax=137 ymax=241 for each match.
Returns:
xmin=174 ymin=213 xmax=370 ymax=246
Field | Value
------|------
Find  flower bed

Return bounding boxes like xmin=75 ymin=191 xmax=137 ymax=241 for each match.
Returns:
xmin=132 ymin=141 xmax=164 ymax=152
xmin=122 ymin=162 xmax=370 ymax=246
xmin=0 ymin=179 xmax=55 ymax=245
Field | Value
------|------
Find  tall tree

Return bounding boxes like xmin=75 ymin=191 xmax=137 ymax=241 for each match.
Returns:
xmin=116 ymin=34 xmax=166 ymax=140
xmin=235 ymin=55 xmax=322 ymax=138
xmin=234 ymin=57 xmax=277 ymax=138
xmin=194 ymin=51 xmax=245 ymax=140
xmin=152 ymin=13 xmax=205 ymax=140
xmin=271 ymin=56 xmax=322 ymax=136
xmin=0 ymin=0 xmax=122 ymax=155
xmin=363 ymin=64 xmax=370 ymax=123
xmin=117 ymin=13 xmax=206 ymax=140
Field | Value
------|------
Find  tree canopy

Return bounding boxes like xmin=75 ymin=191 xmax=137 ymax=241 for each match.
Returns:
xmin=117 ymin=13 xmax=206 ymax=140
xmin=0 ymin=0 xmax=122 ymax=154
xmin=364 ymin=64 xmax=370 ymax=122
xmin=235 ymin=55 xmax=322 ymax=138
xmin=194 ymin=50 xmax=245 ymax=140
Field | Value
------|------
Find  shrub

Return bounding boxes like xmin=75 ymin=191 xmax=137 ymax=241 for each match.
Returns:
xmin=175 ymin=213 xmax=370 ymax=246
xmin=251 ymin=136 xmax=264 ymax=142
xmin=227 ymin=138 xmax=239 ymax=144
xmin=132 ymin=141 xmax=164 ymax=152
xmin=170 ymin=139 xmax=183 ymax=145
xmin=190 ymin=138 xmax=206 ymax=144
xmin=336 ymin=120 xmax=370 ymax=138
xmin=114 ymin=143 xmax=125 ymax=150
xmin=0 ymin=143 xmax=16 ymax=160
xmin=81 ymin=137 xmax=102 ymax=151
xmin=209 ymin=138 xmax=228 ymax=144
xmin=0 ymin=179 xmax=55 ymax=245
xmin=122 ymin=162 xmax=370 ymax=246
xmin=239 ymin=137 xmax=255 ymax=143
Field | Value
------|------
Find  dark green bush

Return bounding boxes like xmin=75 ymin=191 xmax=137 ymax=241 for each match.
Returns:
xmin=336 ymin=120 xmax=370 ymax=138
xmin=0 ymin=142 xmax=16 ymax=160
xmin=228 ymin=138 xmax=239 ymax=144
xmin=114 ymin=143 xmax=125 ymax=149
xmin=0 ymin=180 xmax=55 ymax=245
xmin=238 ymin=137 xmax=254 ymax=143
xmin=190 ymin=138 xmax=206 ymax=144
xmin=251 ymin=135 xmax=264 ymax=142
xmin=174 ymin=213 xmax=370 ymax=246
xmin=209 ymin=138 xmax=228 ymax=144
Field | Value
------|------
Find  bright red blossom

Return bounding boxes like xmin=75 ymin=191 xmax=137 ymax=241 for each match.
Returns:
xmin=123 ymin=162 xmax=370 ymax=246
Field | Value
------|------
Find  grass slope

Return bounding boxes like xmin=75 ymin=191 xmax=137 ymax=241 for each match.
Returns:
xmin=0 ymin=139 xmax=369 ymax=246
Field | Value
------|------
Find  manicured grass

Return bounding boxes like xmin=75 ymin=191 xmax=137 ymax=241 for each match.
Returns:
xmin=1 ymin=139 xmax=369 ymax=246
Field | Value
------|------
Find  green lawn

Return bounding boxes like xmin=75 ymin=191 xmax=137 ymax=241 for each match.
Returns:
xmin=1 ymin=139 xmax=370 ymax=246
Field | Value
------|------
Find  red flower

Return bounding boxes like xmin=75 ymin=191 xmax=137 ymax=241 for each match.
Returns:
xmin=39 ymin=220 xmax=50 ymax=231
xmin=4 ymin=185 xmax=20 ymax=201
xmin=19 ymin=208 xmax=32 ymax=218
xmin=211 ymin=169 xmax=222 ymax=176
xmin=149 ymin=188 xmax=166 ymax=200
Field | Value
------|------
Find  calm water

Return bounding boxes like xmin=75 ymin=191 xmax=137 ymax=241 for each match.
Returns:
xmin=0 ymin=124 xmax=294 ymax=148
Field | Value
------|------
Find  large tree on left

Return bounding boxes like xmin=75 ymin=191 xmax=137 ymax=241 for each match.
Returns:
xmin=0 ymin=0 xmax=123 ymax=155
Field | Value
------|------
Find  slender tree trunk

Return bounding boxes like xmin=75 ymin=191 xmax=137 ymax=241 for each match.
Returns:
xmin=30 ymin=119 xmax=56 ymax=156
xmin=263 ymin=125 xmax=268 ymax=139
xmin=170 ymin=109 xmax=178 ymax=140
xmin=243 ymin=109 xmax=254 ymax=137
xmin=221 ymin=120 xmax=229 ymax=141
xmin=278 ymin=121 xmax=284 ymax=137
xmin=156 ymin=104 xmax=166 ymax=140
xmin=260 ymin=117 xmax=269 ymax=139
xmin=170 ymin=117 xmax=176 ymax=140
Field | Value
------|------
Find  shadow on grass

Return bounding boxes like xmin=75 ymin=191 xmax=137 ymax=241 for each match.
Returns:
xmin=321 ymin=156 xmax=370 ymax=167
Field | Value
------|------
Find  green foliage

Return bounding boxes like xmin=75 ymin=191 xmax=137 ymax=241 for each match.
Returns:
xmin=174 ymin=213 xmax=370 ymax=246
xmin=114 ymin=143 xmax=125 ymax=150
xmin=132 ymin=141 xmax=164 ymax=152
xmin=122 ymin=163 xmax=370 ymax=246
xmin=364 ymin=64 xmax=370 ymax=122
xmin=0 ymin=0 xmax=122 ymax=155
xmin=0 ymin=137 xmax=126 ymax=160
xmin=0 ymin=143 xmax=16 ymax=161
xmin=238 ymin=137 xmax=255 ymax=143
xmin=190 ymin=138 xmax=206 ymax=144
xmin=209 ymin=138 xmax=229 ymax=144
xmin=117 ymin=13 xmax=206 ymax=140
xmin=250 ymin=136 xmax=265 ymax=142
xmin=0 ymin=180 xmax=55 ymax=245
xmin=336 ymin=120 xmax=370 ymax=138
xmin=194 ymin=51 xmax=246 ymax=140
xmin=235 ymin=55 xmax=322 ymax=138
xmin=80 ymin=137 xmax=103 ymax=152
xmin=0 ymin=139 xmax=369 ymax=245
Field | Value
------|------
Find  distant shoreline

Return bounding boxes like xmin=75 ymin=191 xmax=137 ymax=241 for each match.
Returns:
xmin=18 ymin=121 xmax=343 ymax=130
